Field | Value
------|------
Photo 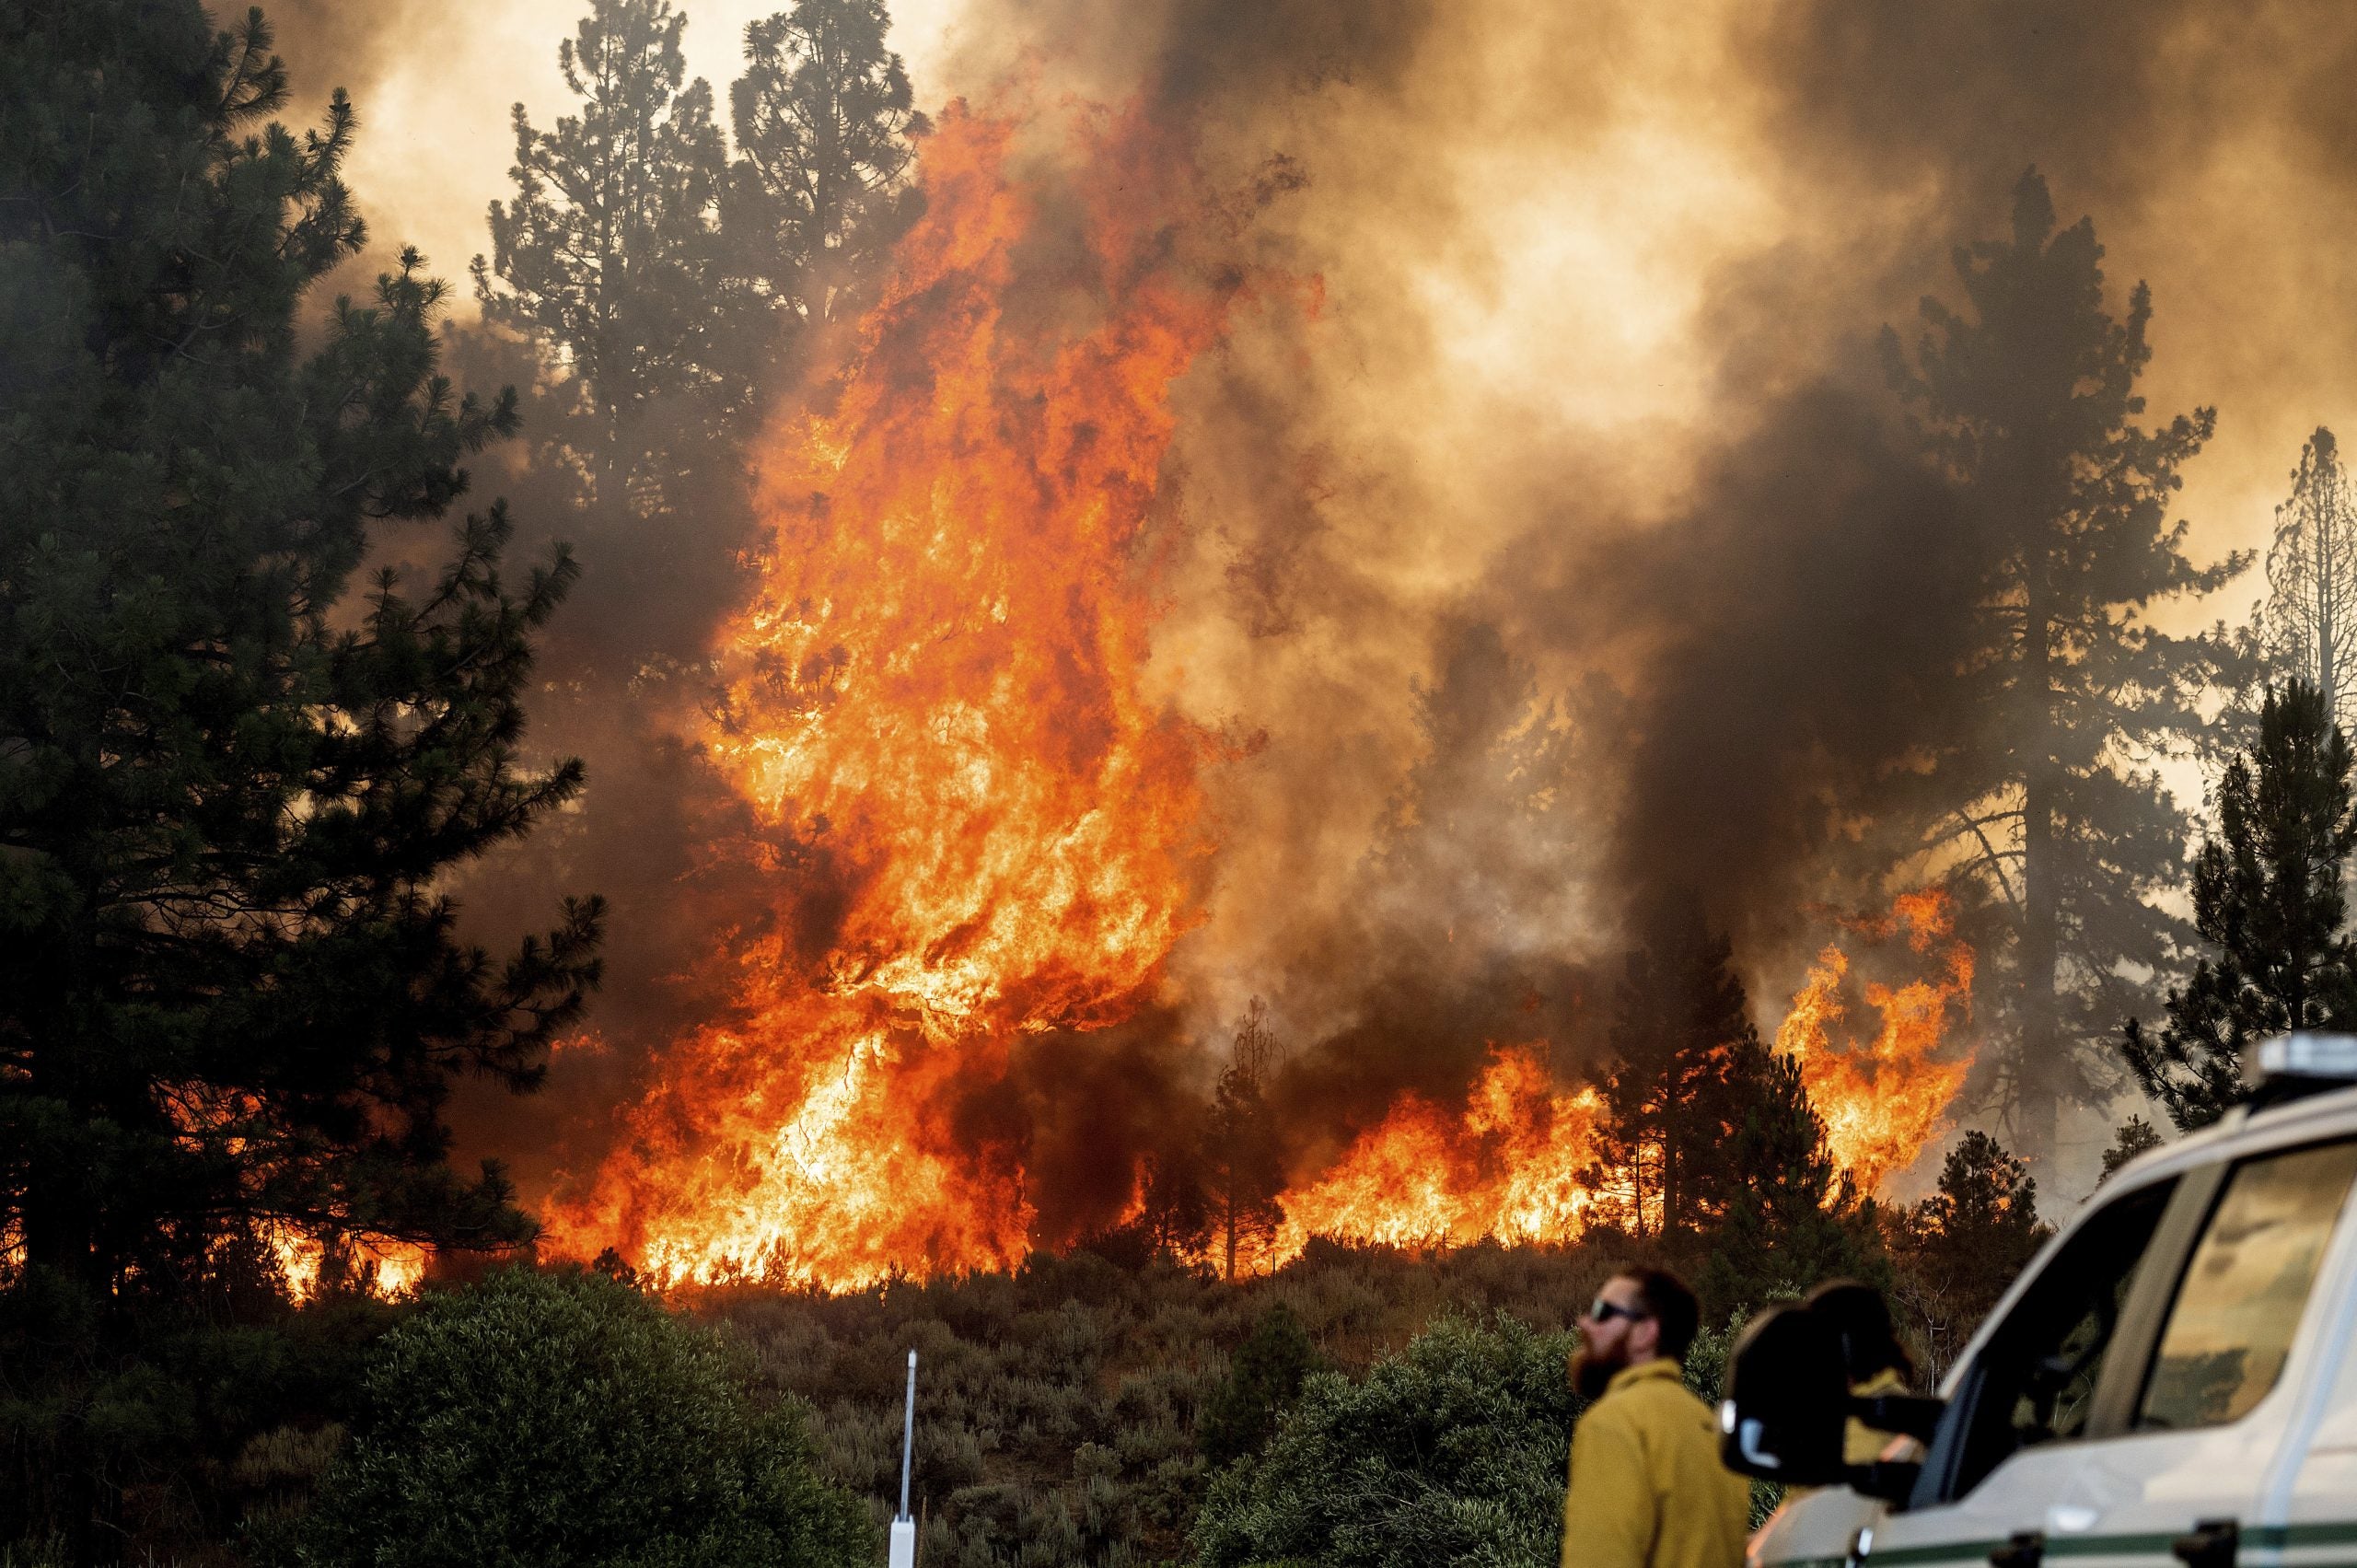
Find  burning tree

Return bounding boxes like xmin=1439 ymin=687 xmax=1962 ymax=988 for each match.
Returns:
xmin=1885 ymin=168 xmax=2246 ymax=1158
xmin=0 ymin=4 xmax=600 ymax=1553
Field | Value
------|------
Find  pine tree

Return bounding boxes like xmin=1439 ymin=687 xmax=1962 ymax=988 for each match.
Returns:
xmin=1701 ymin=1050 xmax=1887 ymax=1321
xmin=1887 ymin=168 xmax=2247 ymax=1158
xmin=2122 ymin=680 xmax=2357 ymax=1129
xmin=726 ymin=0 xmax=928 ymax=331
xmin=2264 ymin=430 xmax=2357 ymax=738
xmin=1199 ymin=1304 xmax=1318 ymax=1469
xmin=475 ymin=0 xmax=732 ymax=504
xmin=0 ymin=5 xmax=600 ymax=1555
xmin=1204 ymin=1002 xmax=1286 ymax=1281
xmin=2098 ymin=1115 xmax=2164 ymax=1180
xmin=1890 ymin=1132 xmax=2046 ymax=1378
xmin=1590 ymin=896 xmax=1760 ymax=1237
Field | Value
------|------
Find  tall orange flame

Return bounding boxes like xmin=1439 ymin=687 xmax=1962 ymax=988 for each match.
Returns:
xmin=544 ymin=100 xmax=1243 ymax=1289
xmin=1774 ymin=889 xmax=1974 ymax=1191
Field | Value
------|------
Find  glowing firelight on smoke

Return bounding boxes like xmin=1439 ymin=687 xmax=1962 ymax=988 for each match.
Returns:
xmin=1774 ymin=889 xmax=1975 ymax=1191
xmin=542 ymin=99 xmax=1250 ymax=1289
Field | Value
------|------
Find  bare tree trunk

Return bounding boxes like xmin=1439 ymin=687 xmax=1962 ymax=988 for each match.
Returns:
xmin=2015 ymin=581 xmax=2061 ymax=1163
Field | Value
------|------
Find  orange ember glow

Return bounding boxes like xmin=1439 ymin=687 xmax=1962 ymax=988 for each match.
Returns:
xmin=1775 ymin=889 xmax=1975 ymax=1191
xmin=1273 ymin=1047 xmax=1603 ymax=1261
xmin=269 ymin=1229 xmax=429 ymax=1302
xmin=544 ymin=100 xmax=1248 ymax=1289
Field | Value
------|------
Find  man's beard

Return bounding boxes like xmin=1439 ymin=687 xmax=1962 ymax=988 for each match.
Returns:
xmin=1572 ymin=1344 xmax=1627 ymax=1400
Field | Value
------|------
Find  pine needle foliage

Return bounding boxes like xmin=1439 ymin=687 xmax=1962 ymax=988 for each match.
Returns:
xmin=2123 ymin=679 xmax=2357 ymax=1129
xmin=1 ymin=2 xmax=600 ymax=1551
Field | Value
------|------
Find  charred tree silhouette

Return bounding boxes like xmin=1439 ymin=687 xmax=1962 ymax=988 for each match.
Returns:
xmin=2123 ymin=680 xmax=2357 ymax=1130
xmin=1886 ymin=168 xmax=2245 ymax=1158
xmin=1204 ymin=1001 xmax=1286 ymax=1280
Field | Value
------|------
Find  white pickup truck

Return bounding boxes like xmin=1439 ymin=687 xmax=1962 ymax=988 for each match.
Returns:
xmin=1725 ymin=1034 xmax=2357 ymax=1568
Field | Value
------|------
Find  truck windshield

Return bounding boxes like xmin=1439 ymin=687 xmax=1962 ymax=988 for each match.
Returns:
xmin=2136 ymin=1137 xmax=2357 ymax=1431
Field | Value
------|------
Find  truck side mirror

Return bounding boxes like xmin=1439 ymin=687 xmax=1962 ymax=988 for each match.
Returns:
xmin=1719 ymin=1303 xmax=1849 ymax=1485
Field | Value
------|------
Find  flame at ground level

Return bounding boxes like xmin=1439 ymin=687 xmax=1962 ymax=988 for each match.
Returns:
xmin=270 ymin=1228 xmax=428 ymax=1302
xmin=1271 ymin=1047 xmax=1603 ymax=1264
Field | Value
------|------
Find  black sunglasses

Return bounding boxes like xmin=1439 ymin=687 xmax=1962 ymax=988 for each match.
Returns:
xmin=1588 ymin=1297 xmax=1650 ymax=1325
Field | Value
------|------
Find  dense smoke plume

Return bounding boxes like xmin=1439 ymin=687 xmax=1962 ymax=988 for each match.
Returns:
xmin=271 ymin=0 xmax=2357 ymax=1227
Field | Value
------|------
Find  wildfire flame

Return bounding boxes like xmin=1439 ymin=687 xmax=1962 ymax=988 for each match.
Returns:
xmin=540 ymin=94 xmax=1978 ymax=1292
xmin=271 ymin=1230 xmax=429 ymax=1303
xmin=1272 ymin=1046 xmax=1603 ymax=1261
xmin=1774 ymin=888 xmax=1975 ymax=1191
xmin=543 ymin=99 xmax=1246 ymax=1289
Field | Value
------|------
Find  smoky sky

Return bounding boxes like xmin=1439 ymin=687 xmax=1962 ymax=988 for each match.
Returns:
xmin=260 ymin=0 xmax=2357 ymax=1209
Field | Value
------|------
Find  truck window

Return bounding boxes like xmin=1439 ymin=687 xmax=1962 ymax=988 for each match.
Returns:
xmin=1941 ymin=1177 xmax=2176 ymax=1501
xmin=2135 ymin=1138 xmax=2357 ymax=1432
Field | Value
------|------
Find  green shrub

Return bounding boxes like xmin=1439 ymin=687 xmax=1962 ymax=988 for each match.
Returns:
xmin=296 ymin=1268 xmax=871 ymax=1568
xmin=1197 ymin=1304 xmax=1317 ymax=1467
xmin=1190 ymin=1313 xmax=1578 ymax=1568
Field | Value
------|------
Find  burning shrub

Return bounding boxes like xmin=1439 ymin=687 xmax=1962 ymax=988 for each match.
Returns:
xmin=1189 ymin=1313 xmax=1578 ymax=1568
xmin=296 ymin=1268 xmax=869 ymax=1568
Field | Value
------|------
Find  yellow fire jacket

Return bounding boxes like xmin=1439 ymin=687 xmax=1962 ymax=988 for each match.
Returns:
xmin=1561 ymin=1358 xmax=1751 ymax=1568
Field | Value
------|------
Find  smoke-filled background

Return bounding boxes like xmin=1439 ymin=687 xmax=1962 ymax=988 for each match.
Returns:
xmin=261 ymin=0 xmax=2357 ymax=1229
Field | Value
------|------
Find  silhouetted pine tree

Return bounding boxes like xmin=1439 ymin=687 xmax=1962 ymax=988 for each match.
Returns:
xmin=1701 ymin=1051 xmax=1886 ymax=1321
xmin=0 ymin=5 xmax=600 ymax=1555
xmin=1887 ymin=168 xmax=2247 ymax=1159
xmin=726 ymin=0 xmax=928 ymax=333
xmin=1204 ymin=1002 xmax=1286 ymax=1280
xmin=1590 ymin=895 xmax=1759 ymax=1237
xmin=2098 ymin=1116 xmax=2165 ymax=1181
xmin=2264 ymin=431 xmax=2357 ymax=738
xmin=1890 ymin=1132 xmax=2046 ymax=1379
xmin=2122 ymin=680 xmax=2357 ymax=1129
xmin=475 ymin=0 xmax=733 ymax=504
xmin=1199 ymin=1304 xmax=1318 ymax=1469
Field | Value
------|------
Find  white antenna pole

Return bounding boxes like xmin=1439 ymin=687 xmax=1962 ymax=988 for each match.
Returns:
xmin=888 ymin=1350 xmax=917 ymax=1568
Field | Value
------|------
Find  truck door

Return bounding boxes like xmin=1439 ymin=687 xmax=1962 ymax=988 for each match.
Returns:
xmin=2057 ymin=1135 xmax=2357 ymax=1568
xmin=1860 ymin=1173 xmax=2183 ymax=1568
xmin=1871 ymin=1133 xmax=2357 ymax=1568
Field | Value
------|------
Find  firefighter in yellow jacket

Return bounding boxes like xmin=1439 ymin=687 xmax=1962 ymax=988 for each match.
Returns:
xmin=1562 ymin=1268 xmax=1750 ymax=1568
